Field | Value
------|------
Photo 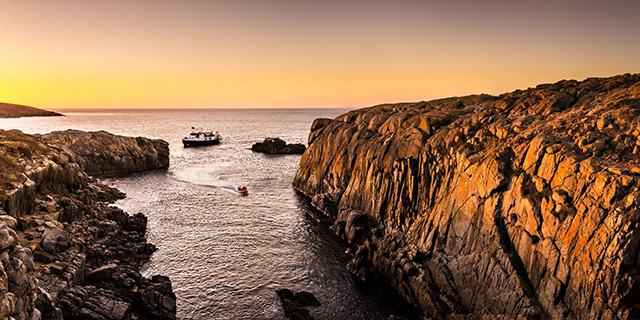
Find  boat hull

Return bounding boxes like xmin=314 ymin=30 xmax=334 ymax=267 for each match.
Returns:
xmin=182 ymin=139 xmax=220 ymax=147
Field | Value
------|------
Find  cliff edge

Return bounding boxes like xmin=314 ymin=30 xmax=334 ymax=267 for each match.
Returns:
xmin=294 ymin=73 xmax=640 ymax=319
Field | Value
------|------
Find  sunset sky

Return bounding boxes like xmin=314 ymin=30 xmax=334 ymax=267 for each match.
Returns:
xmin=1 ymin=0 xmax=639 ymax=109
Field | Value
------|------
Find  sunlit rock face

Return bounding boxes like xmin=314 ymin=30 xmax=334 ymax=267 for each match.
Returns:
xmin=294 ymin=73 xmax=640 ymax=319
xmin=43 ymin=130 xmax=170 ymax=175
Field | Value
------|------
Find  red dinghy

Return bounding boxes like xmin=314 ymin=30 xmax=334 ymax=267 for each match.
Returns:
xmin=235 ymin=185 xmax=248 ymax=195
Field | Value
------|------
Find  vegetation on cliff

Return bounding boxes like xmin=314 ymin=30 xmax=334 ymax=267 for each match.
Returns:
xmin=294 ymin=73 xmax=640 ymax=319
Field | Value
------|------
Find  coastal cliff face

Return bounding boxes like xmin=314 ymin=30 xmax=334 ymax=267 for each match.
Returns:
xmin=0 ymin=129 xmax=174 ymax=320
xmin=294 ymin=73 xmax=640 ymax=319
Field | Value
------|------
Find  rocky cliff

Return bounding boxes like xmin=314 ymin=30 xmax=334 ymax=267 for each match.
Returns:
xmin=43 ymin=130 xmax=169 ymax=176
xmin=294 ymin=73 xmax=640 ymax=319
xmin=0 ymin=129 xmax=175 ymax=320
xmin=0 ymin=103 xmax=62 ymax=118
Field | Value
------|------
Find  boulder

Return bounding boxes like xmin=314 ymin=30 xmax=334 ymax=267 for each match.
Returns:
xmin=40 ymin=227 xmax=70 ymax=254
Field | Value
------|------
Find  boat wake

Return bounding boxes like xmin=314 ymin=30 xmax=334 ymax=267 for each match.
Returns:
xmin=172 ymin=166 xmax=242 ymax=194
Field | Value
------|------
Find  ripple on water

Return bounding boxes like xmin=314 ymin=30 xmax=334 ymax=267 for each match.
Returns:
xmin=0 ymin=109 xmax=416 ymax=319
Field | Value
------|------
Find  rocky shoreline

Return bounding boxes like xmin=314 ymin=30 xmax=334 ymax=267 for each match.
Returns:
xmin=294 ymin=73 xmax=640 ymax=319
xmin=0 ymin=129 xmax=174 ymax=319
xmin=0 ymin=103 xmax=62 ymax=119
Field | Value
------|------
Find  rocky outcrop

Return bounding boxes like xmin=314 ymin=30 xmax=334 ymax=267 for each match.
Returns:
xmin=275 ymin=289 xmax=320 ymax=320
xmin=251 ymin=138 xmax=306 ymax=154
xmin=43 ymin=130 xmax=169 ymax=175
xmin=0 ymin=129 xmax=175 ymax=320
xmin=294 ymin=73 xmax=640 ymax=319
xmin=0 ymin=102 xmax=62 ymax=119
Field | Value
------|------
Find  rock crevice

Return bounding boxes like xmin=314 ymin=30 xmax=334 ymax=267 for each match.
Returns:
xmin=294 ymin=73 xmax=640 ymax=319
xmin=0 ymin=129 xmax=175 ymax=320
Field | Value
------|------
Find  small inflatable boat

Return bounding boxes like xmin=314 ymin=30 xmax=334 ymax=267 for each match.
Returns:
xmin=235 ymin=186 xmax=248 ymax=195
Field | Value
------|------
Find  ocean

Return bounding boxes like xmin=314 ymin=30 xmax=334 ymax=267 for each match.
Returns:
xmin=0 ymin=109 xmax=414 ymax=319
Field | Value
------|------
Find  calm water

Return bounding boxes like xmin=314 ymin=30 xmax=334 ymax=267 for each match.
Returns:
xmin=0 ymin=109 xmax=412 ymax=319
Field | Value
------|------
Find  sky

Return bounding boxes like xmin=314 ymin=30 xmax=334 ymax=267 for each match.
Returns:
xmin=1 ymin=0 xmax=639 ymax=109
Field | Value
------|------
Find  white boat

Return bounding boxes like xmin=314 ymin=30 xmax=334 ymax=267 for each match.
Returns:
xmin=182 ymin=128 xmax=221 ymax=147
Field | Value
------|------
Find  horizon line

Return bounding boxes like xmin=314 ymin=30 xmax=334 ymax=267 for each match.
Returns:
xmin=47 ymin=105 xmax=360 ymax=111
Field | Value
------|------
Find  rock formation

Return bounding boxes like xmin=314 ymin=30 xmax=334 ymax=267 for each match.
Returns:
xmin=43 ymin=130 xmax=169 ymax=175
xmin=275 ymin=288 xmax=320 ymax=320
xmin=251 ymin=138 xmax=306 ymax=154
xmin=0 ymin=102 xmax=62 ymax=118
xmin=294 ymin=73 xmax=640 ymax=319
xmin=0 ymin=129 xmax=175 ymax=319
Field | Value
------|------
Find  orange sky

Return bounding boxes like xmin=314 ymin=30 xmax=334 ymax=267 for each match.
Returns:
xmin=1 ymin=0 xmax=639 ymax=109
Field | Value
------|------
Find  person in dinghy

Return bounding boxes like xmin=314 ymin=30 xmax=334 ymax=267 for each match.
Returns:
xmin=235 ymin=185 xmax=248 ymax=195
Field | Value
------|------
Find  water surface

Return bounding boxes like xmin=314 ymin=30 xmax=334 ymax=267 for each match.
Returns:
xmin=0 ymin=109 xmax=412 ymax=319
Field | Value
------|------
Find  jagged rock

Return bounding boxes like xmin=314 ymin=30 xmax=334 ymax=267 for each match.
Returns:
xmin=251 ymin=137 xmax=306 ymax=154
xmin=81 ymin=294 xmax=131 ymax=320
xmin=33 ymin=250 xmax=55 ymax=263
xmin=294 ymin=73 xmax=640 ymax=319
xmin=0 ymin=129 xmax=175 ymax=319
xmin=275 ymin=289 xmax=319 ymax=320
xmin=87 ymin=264 xmax=117 ymax=284
xmin=12 ymin=246 xmax=34 ymax=271
xmin=135 ymin=275 xmax=176 ymax=319
xmin=0 ymin=225 xmax=17 ymax=251
xmin=41 ymin=227 xmax=70 ymax=254
xmin=43 ymin=130 xmax=170 ymax=175
xmin=0 ymin=215 xmax=18 ymax=229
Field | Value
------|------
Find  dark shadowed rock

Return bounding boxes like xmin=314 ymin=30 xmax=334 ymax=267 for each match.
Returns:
xmin=87 ymin=263 xmax=118 ymax=284
xmin=276 ymin=288 xmax=320 ymax=320
xmin=295 ymin=291 xmax=320 ymax=307
xmin=251 ymin=137 xmax=306 ymax=154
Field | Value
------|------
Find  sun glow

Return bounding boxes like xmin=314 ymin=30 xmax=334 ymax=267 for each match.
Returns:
xmin=1 ymin=0 xmax=639 ymax=109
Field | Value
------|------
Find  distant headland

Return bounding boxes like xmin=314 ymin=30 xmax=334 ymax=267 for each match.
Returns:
xmin=0 ymin=102 xmax=62 ymax=118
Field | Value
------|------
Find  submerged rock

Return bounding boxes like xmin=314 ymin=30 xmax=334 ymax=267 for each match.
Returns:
xmin=251 ymin=137 xmax=306 ymax=154
xmin=294 ymin=73 xmax=640 ymax=319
